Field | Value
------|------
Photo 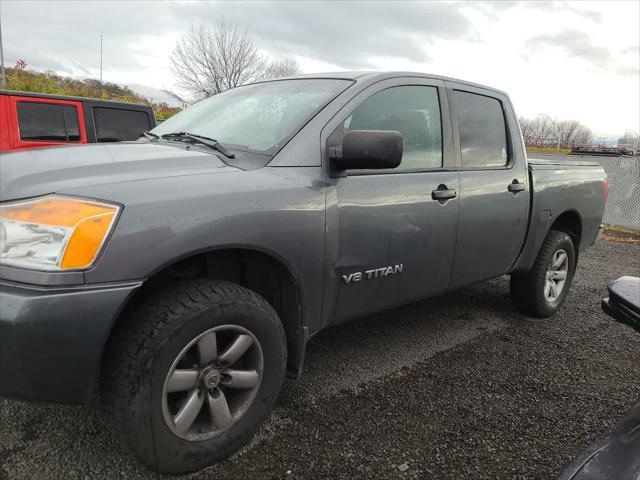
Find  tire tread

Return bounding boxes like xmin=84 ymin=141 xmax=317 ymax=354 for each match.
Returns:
xmin=101 ymin=278 xmax=285 ymax=471
xmin=510 ymin=230 xmax=575 ymax=318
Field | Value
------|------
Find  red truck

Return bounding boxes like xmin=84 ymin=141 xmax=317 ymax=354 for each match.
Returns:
xmin=0 ymin=90 xmax=156 ymax=151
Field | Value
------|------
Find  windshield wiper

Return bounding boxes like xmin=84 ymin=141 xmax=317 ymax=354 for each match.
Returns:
xmin=141 ymin=131 xmax=159 ymax=140
xmin=160 ymin=132 xmax=235 ymax=159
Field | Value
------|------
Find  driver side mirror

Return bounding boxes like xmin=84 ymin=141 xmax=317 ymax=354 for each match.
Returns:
xmin=329 ymin=130 xmax=403 ymax=171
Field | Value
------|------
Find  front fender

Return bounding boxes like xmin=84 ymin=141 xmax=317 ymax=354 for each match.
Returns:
xmin=66 ymin=166 xmax=327 ymax=335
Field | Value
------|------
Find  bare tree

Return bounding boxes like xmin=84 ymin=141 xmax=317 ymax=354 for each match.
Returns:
xmin=171 ymin=21 xmax=265 ymax=98
xmin=519 ymin=116 xmax=592 ymax=148
xmin=171 ymin=21 xmax=302 ymax=99
xmin=557 ymin=120 xmax=593 ymax=147
xmin=518 ymin=117 xmax=538 ymax=146
xmin=263 ymin=57 xmax=302 ymax=80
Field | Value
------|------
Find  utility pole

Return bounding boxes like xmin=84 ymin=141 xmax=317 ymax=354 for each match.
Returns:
xmin=0 ymin=2 xmax=7 ymax=88
xmin=99 ymin=34 xmax=103 ymax=97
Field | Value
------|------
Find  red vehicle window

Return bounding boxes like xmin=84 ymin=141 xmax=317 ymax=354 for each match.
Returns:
xmin=3 ymin=95 xmax=87 ymax=151
xmin=17 ymin=102 xmax=81 ymax=142
xmin=93 ymin=107 xmax=151 ymax=142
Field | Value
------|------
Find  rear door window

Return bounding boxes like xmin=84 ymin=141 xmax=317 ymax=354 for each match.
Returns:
xmin=17 ymin=102 xmax=81 ymax=142
xmin=93 ymin=107 xmax=151 ymax=142
xmin=454 ymin=90 xmax=508 ymax=168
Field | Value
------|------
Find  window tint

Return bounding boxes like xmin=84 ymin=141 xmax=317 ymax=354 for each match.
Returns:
xmin=93 ymin=108 xmax=151 ymax=142
xmin=342 ymin=86 xmax=442 ymax=171
xmin=17 ymin=102 xmax=81 ymax=142
xmin=454 ymin=90 xmax=508 ymax=168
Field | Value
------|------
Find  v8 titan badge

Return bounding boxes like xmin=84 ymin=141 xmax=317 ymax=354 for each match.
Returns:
xmin=342 ymin=264 xmax=403 ymax=284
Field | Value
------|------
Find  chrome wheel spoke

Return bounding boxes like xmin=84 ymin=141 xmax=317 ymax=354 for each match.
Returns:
xmin=553 ymin=251 xmax=567 ymax=269
xmin=222 ymin=369 xmax=260 ymax=389
xmin=207 ymin=389 xmax=232 ymax=429
xmin=167 ymin=369 xmax=199 ymax=393
xmin=544 ymin=248 xmax=569 ymax=303
xmin=218 ymin=334 xmax=253 ymax=365
xmin=197 ymin=331 xmax=218 ymax=366
xmin=173 ymin=389 xmax=204 ymax=434
xmin=554 ymin=270 xmax=567 ymax=280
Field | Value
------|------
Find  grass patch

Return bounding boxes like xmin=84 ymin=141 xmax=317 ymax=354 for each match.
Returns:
xmin=604 ymin=224 xmax=640 ymax=235
xmin=526 ymin=146 xmax=572 ymax=155
xmin=603 ymin=224 xmax=640 ymax=244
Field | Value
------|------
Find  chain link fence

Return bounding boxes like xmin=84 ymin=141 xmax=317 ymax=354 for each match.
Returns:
xmin=530 ymin=154 xmax=640 ymax=229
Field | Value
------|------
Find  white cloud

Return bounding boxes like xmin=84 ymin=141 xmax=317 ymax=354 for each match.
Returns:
xmin=1 ymin=0 xmax=637 ymax=137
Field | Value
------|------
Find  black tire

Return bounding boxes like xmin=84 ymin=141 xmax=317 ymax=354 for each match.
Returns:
xmin=510 ymin=230 xmax=576 ymax=318
xmin=101 ymin=279 xmax=286 ymax=474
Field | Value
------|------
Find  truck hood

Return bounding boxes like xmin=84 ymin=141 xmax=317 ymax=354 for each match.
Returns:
xmin=0 ymin=142 xmax=242 ymax=202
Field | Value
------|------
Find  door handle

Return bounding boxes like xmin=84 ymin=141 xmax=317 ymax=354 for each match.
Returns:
xmin=432 ymin=186 xmax=457 ymax=201
xmin=508 ymin=180 xmax=526 ymax=193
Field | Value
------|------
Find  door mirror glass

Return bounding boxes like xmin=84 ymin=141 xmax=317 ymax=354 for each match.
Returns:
xmin=330 ymin=129 xmax=403 ymax=170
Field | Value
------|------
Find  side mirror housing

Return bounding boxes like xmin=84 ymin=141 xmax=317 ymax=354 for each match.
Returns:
xmin=330 ymin=130 xmax=403 ymax=171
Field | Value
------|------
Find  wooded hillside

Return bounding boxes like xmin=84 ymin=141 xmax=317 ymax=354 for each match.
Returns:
xmin=4 ymin=61 xmax=181 ymax=119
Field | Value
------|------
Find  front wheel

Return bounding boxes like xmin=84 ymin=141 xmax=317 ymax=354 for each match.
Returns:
xmin=101 ymin=279 xmax=286 ymax=474
xmin=510 ymin=230 xmax=576 ymax=318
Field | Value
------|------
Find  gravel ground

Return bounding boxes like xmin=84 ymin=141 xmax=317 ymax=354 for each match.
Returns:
xmin=1 ymin=240 xmax=639 ymax=480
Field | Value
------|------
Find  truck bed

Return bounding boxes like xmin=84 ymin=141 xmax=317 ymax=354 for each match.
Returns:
xmin=527 ymin=157 xmax=601 ymax=168
xmin=511 ymin=156 xmax=606 ymax=274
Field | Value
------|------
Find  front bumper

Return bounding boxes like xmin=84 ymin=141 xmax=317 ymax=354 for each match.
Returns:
xmin=0 ymin=279 xmax=141 ymax=404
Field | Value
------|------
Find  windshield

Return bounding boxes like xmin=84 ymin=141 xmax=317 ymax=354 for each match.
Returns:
xmin=152 ymin=79 xmax=352 ymax=153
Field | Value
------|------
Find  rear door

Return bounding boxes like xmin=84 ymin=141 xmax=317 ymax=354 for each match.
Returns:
xmin=446 ymin=83 xmax=529 ymax=288
xmin=91 ymin=106 xmax=153 ymax=142
xmin=7 ymin=96 xmax=87 ymax=150
xmin=323 ymin=77 xmax=460 ymax=324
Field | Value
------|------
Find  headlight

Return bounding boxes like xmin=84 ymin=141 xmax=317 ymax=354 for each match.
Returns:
xmin=0 ymin=196 xmax=120 ymax=271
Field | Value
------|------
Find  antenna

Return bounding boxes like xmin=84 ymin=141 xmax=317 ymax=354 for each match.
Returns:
xmin=0 ymin=2 xmax=6 ymax=88
xmin=99 ymin=34 xmax=103 ymax=97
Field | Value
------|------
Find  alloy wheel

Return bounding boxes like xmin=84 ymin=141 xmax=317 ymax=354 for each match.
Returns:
xmin=544 ymin=248 xmax=569 ymax=303
xmin=161 ymin=324 xmax=263 ymax=441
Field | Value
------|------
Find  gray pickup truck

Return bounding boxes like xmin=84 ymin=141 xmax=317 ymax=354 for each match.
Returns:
xmin=0 ymin=72 xmax=607 ymax=474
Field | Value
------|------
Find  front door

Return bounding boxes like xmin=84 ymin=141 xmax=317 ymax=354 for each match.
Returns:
xmin=323 ymin=79 xmax=460 ymax=324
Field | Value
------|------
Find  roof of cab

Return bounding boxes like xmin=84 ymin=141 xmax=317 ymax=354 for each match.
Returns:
xmin=0 ymin=89 xmax=154 ymax=110
xmin=281 ymin=71 xmax=509 ymax=97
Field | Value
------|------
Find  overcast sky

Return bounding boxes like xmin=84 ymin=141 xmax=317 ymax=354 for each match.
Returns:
xmin=1 ymin=0 xmax=638 ymax=138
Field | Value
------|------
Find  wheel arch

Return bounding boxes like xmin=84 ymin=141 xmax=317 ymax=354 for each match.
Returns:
xmin=550 ymin=209 xmax=583 ymax=252
xmin=511 ymin=208 xmax=583 ymax=274
xmin=101 ymin=245 xmax=307 ymax=380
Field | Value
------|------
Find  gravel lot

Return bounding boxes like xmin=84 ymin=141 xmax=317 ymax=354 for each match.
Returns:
xmin=1 ymin=240 xmax=639 ymax=480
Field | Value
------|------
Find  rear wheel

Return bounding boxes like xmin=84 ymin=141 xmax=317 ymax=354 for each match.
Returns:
xmin=101 ymin=279 xmax=286 ymax=474
xmin=510 ymin=230 xmax=576 ymax=318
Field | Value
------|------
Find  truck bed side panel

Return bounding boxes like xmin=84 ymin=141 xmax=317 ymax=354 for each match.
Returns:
xmin=511 ymin=160 xmax=606 ymax=273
